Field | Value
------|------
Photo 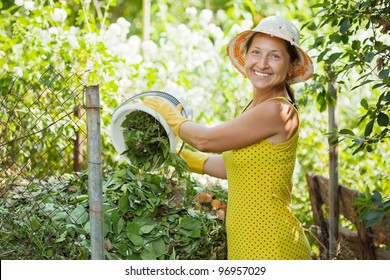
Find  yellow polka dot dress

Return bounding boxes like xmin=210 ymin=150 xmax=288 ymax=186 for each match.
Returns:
xmin=223 ymin=97 xmax=311 ymax=260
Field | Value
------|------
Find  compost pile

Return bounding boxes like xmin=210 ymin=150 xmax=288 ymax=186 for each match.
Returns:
xmin=0 ymin=164 xmax=228 ymax=260
xmin=121 ymin=110 xmax=170 ymax=170
xmin=102 ymin=166 xmax=228 ymax=260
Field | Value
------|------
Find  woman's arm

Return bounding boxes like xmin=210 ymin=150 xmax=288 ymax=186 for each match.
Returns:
xmin=203 ymin=154 xmax=226 ymax=179
xmin=179 ymin=99 xmax=297 ymax=153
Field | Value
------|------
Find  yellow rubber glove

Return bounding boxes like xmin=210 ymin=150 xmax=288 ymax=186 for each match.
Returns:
xmin=179 ymin=149 xmax=209 ymax=174
xmin=143 ymin=97 xmax=190 ymax=135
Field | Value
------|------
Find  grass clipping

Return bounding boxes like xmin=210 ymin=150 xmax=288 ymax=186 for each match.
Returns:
xmin=121 ymin=110 xmax=170 ymax=170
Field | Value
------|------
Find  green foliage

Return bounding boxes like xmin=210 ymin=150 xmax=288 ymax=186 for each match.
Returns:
xmin=306 ymin=0 xmax=390 ymax=153
xmin=299 ymin=0 xmax=390 ymax=231
xmin=102 ymin=165 xmax=227 ymax=260
xmin=353 ymin=188 xmax=390 ymax=228
xmin=121 ymin=110 xmax=170 ymax=171
xmin=0 ymin=173 xmax=91 ymax=259
xmin=0 ymin=164 xmax=228 ymax=260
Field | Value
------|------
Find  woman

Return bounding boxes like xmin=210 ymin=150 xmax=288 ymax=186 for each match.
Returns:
xmin=144 ymin=16 xmax=314 ymax=260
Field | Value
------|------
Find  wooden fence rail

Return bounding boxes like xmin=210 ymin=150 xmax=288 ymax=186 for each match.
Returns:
xmin=306 ymin=172 xmax=390 ymax=260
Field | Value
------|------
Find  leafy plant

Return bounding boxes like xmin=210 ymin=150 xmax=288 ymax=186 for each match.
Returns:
xmin=0 ymin=164 xmax=228 ymax=260
xmin=102 ymin=165 xmax=227 ymax=260
xmin=353 ymin=187 xmax=390 ymax=228
xmin=306 ymin=0 xmax=390 ymax=154
xmin=0 ymin=173 xmax=91 ymax=259
xmin=121 ymin=110 xmax=170 ymax=171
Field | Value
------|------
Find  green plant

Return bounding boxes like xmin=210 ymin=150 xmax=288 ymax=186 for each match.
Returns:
xmin=0 ymin=173 xmax=91 ymax=260
xmin=306 ymin=0 xmax=390 ymax=153
xmin=353 ymin=187 xmax=390 ymax=228
xmin=0 ymin=164 xmax=228 ymax=260
xmin=121 ymin=110 xmax=170 ymax=171
xmin=102 ymin=165 xmax=227 ymax=260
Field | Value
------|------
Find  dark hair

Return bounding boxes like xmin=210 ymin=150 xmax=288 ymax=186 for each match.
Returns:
xmin=245 ymin=33 xmax=299 ymax=107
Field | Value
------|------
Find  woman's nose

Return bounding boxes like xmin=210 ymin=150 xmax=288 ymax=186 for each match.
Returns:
xmin=256 ymin=57 xmax=269 ymax=69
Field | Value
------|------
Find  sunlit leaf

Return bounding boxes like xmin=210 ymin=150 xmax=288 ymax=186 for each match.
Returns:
xmin=70 ymin=204 xmax=88 ymax=225
xmin=360 ymin=99 xmax=369 ymax=109
xmin=364 ymin=52 xmax=375 ymax=63
xmin=326 ymin=52 xmax=343 ymax=64
xmin=340 ymin=18 xmax=351 ymax=34
xmin=128 ymin=234 xmax=144 ymax=246
xmin=378 ymin=69 xmax=389 ymax=80
xmin=370 ymin=191 xmax=382 ymax=204
xmin=377 ymin=112 xmax=389 ymax=127
xmin=364 ymin=119 xmax=374 ymax=136
xmin=339 ymin=129 xmax=355 ymax=135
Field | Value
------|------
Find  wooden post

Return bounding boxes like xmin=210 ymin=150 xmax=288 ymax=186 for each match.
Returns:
xmin=73 ymin=105 xmax=83 ymax=172
xmin=143 ymin=0 xmax=151 ymax=41
xmin=328 ymin=80 xmax=339 ymax=259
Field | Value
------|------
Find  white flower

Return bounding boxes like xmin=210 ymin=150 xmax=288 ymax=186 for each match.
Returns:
xmin=51 ymin=8 xmax=68 ymax=23
xmin=241 ymin=18 xmax=254 ymax=30
xmin=118 ymin=77 xmax=133 ymax=89
xmin=127 ymin=35 xmax=141 ymax=51
xmin=13 ymin=66 xmax=23 ymax=77
xmin=216 ymin=10 xmax=227 ymax=22
xmin=103 ymin=23 xmax=125 ymax=43
xmin=24 ymin=0 xmax=34 ymax=10
xmin=69 ymin=26 xmax=80 ymax=36
xmin=208 ymin=23 xmax=224 ymax=39
xmin=199 ymin=9 xmax=213 ymax=25
xmin=108 ymin=23 xmax=122 ymax=37
xmin=142 ymin=40 xmax=158 ymax=60
xmin=2 ymin=61 xmax=9 ymax=71
xmin=84 ymin=33 xmax=98 ymax=45
xmin=38 ymin=29 xmax=51 ymax=43
xmin=15 ymin=0 xmax=35 ymax=10
xmin=14 ymin=0 xmax=24 ymax=6
xmin=117 ymin=17 xmax=131 ymax=32
xmin=86 ymin=58 xmax=94 ymax=71
xmin=48 ymin=27 xmax=59 ymax=35
xmin=185 ymin=7 xmax=197 ymax=16
xmin=68 ymin=34 xmax=80 ymax=49
xmin=12 ymin=44 xmax=23 ymax=56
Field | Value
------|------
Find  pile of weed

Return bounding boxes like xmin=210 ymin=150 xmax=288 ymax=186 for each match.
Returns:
xmin=121 ymin=110 xmax=170 ymax=171
xmin=0 ymin=163 xmax=227 ymax=260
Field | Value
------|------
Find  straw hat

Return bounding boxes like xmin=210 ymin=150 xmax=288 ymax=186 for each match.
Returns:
xmin=226 ymin=16 xmax=313 ymax=84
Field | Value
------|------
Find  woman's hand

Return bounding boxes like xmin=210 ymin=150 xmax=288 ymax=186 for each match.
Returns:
xmin=178 ymin=149 xmax=209 ymax=174
xmin=143 ymin=97 xmax=190 ymax=135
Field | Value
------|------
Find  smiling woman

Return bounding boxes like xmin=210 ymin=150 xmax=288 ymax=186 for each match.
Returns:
xmin=244 ymin=33 xmax=292 ymax=98
xmin=244 ymin=33 xmax=301 ymax=105
xmin=143 ymin=15 xmax=314 ymax=260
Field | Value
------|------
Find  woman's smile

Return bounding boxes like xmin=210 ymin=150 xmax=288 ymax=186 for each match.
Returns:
xmin=244 ymin=33 xmax=291 ymax=92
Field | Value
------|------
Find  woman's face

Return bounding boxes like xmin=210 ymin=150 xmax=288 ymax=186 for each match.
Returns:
xmin=244 ymin=33 xmax=292 ymax=92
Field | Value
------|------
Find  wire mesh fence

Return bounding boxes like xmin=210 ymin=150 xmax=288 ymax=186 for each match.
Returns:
xmin=0 ymin=67 xmax=100 ymax=259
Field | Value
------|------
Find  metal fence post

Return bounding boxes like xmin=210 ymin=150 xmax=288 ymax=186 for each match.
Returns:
xmin=86 ymin=85 xmax=104 ymax=260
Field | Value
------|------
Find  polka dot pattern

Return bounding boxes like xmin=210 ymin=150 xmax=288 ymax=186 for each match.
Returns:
xmin=222 ymin=99 xmax=311 ymax=260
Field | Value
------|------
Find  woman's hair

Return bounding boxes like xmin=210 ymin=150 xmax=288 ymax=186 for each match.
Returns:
xmin=245 ymin=33 xmax=299 ymax=107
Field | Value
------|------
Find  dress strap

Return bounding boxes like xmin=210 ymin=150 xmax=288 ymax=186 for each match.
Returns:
xmin=267 ymin=96 xmax=293 ymax=105
xmin=241 ymin=97 xmax=298 ymax=114
xmin=267 ymin=96 xmax=299 ymax=114
xmin=241 ymin=99 xmax=253 ymax=114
